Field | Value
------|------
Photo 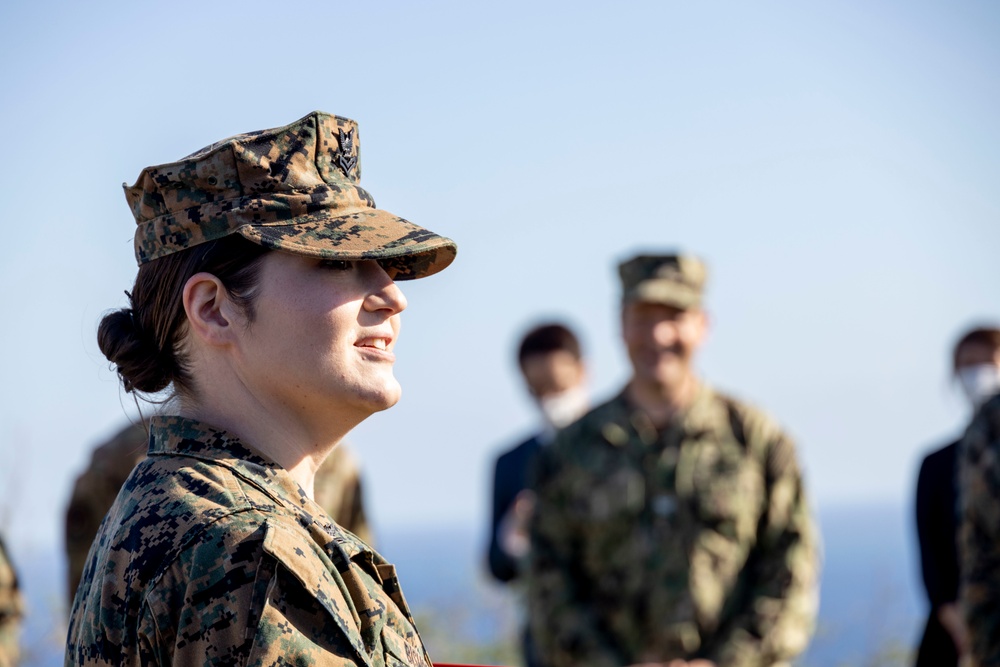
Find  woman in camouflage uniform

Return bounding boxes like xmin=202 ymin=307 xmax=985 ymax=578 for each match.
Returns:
xmin=66 ymin=111 xmax=456 ymax=667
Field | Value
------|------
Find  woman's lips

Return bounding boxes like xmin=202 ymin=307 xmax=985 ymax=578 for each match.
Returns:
xmin=355 ymin=336 xmax=395 ymax=360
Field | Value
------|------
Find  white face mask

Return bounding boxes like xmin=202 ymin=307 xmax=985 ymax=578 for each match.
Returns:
xmin=538 ymin=385 xmax=589 ymax=430
xmin=957 ymin=364 xmax=1000 ymax=410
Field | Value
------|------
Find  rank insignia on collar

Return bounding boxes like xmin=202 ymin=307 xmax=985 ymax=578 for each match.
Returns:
xmin=337 ymin=127 xmax=358 ymax=176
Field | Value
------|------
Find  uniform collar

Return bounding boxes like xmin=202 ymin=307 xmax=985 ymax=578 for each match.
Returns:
xmin=147 ymin=415 xmax=369 ymax=561
xmin=602 ymin=383 xmax=720 ymax=447
xmin=677 ymin=383 xmax=722 ymax=433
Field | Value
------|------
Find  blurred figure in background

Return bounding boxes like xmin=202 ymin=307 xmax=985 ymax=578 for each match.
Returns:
xmin=64 ymin=423 xmax=147 ymax=605
xmin=914 ymin=326 xmax=1000 ymax=667
xmin=0 ymin=534 xmax=23 ymax=667
xmin=487 ymin=323 xmax=588 ymax=666
xmin=311 ymin=443 xmax=373 ymax=545
xmin=959 ymin=394 xmax=1000 ymax=666
xmin=529 ymin=252 xmax=818 ymax=667
xmin=488 ymin=323 xmax=589 ymax=580
xmin=955 ymin=330 xmax=1000 ymax=667
xmin=66 ymin=422 xmax=375 ymax=605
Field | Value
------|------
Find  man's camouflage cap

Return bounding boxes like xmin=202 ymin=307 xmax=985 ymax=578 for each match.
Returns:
xmin=618 ymin=252 xmax=707 ymax=309
xmin=124 ymin=111 xmax=457 ymax=279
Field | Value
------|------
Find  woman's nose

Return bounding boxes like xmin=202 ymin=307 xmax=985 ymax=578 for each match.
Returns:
xmin=364 ymin=263 xmax=408 ymax=315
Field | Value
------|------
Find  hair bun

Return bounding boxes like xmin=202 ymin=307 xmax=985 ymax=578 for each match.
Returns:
xmin=97 ymin=308 xmax=170 ymax=394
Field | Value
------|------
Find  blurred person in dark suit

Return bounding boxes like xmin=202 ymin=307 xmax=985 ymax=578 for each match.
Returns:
xmin=487 ymin=323 xmax=588 ymax=665
xmin=915 ymin=326 xmax=1000 ymax=667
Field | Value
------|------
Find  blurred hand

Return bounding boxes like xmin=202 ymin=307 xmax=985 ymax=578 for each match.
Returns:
xmin=938 ymin=603 xmax=970 ymax=656
xmin=498 ymin=490 xmax=536 ymax=559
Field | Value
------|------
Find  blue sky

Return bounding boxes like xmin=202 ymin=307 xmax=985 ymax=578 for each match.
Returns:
xmin=0 ymin=0 xmax=998 ymax=548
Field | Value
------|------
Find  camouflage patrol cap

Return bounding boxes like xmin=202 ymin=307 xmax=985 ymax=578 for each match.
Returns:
xmin=618 ymin=252 xmax=707 ymax=309
xmin=125 ymin=111 xmax=457 ymax=280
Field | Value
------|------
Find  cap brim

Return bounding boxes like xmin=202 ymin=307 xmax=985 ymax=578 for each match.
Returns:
xmin=624 ymin=280 xmax=701 ymax=309
xmin=236 ymin=208 xmax=457 ymax=280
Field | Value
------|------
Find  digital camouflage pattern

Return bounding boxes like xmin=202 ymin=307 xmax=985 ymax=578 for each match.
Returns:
xmin=126 ymin=111 xmax=457 ymax=280
xmin=528 ymin=386 xmax=818 ymax=667
xmin=618 ymin=253 xmax=708 ymax=309
xmin=0 ymin=535 xmax=23 ymax=667
xmin=958 ymin=392 xmax=1000 ymax=666
xmin=65 ymin=423 xmax=374 ymax=605
xmin=66 ymin=416 xmax=428 ymax=667
xmin=64 ymin=424 xmax=147 ymax=605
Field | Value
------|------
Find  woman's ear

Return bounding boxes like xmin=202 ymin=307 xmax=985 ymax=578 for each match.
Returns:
xmin=182 ymin=272 xmax=238 ymax=347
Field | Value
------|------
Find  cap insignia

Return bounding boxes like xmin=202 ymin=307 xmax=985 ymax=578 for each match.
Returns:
xmin=337 ymin=128 xmax=358 ymax=176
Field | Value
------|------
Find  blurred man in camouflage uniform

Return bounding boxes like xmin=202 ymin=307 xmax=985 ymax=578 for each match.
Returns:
xmin=958 ymin=392 xmax=1000 ymax=666
xmin=66 ymin=421 xmax=374 ymax=603
xmin=528 ymin=252 xmax=819 ymax=667
xmin=0 ymin=535 xmax=22 ymax=667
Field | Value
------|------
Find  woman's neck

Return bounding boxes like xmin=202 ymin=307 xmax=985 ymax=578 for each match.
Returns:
xmin=178 ymin=390 xmax=366 ymax=499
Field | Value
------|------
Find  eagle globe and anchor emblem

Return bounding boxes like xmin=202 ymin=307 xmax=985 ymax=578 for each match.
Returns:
xmin=337 ymin=127 xmax=358 ymax=176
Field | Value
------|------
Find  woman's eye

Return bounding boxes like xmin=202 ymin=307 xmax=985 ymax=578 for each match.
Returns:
xmin=319 ymin=259 xmax=354 ymax=271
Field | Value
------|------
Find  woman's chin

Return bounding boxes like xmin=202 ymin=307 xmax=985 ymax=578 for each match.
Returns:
xmin=361 ymin=381 xmax=403 ymax=413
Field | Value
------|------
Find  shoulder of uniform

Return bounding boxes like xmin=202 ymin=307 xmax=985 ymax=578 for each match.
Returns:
xmin=709 ymin=389 xmax=783 ymax=438
xmin=140 ymin=510 xmax=349 ymax=643
xmin=704 ymin=389 xmax=802 ymax=482
xmin=100 ymin=503 xmax=275 ymax=621
xmin=113 ymin=458 xmax=278 ymax=553
xmin=128 ymin=455 xmax=247 ymax=502
xmin=165 ymin=507 xmax=274 ymax=565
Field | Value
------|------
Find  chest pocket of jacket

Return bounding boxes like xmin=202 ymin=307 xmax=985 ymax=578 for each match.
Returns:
xmin=249 ymin=522 xmax=372 ymax=667
xmin=380 ymin=622 xmax=428 ymax=667
xmin=574 ymin=466 xmax=647 ymax=583
xmin=374 ymin=563 xmax=428 ymax=667
xmin=688 ymin=441 xmax=763 ymax=544
xmin=580 ymin=465 xmax=646 ymax=520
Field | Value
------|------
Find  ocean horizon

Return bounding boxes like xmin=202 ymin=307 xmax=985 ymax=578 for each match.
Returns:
xmin=16 ymin=501 xmax=925 ymax=666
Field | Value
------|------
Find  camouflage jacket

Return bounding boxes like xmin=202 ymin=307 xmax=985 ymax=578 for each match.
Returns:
xmin=66 ymin=416 xmax=428 ymax=667
xmin=959 ymin=393 xmax=1000 ymax=666
xmin=0 ymin=535 xmax=23 ymax=667
xmin=66 ymin=423 xmax=373 ymax=604
xmin=528 ymin=386 xmax=818 ymax=667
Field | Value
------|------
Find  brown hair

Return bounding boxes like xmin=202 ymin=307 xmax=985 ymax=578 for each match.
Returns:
xmin=97 ymin=236 xmax=271 ymax=397
xmin=517 ymin=323 xmax=582 ymax=367
xmin=952 ymin=326 xmax=1000 ymax=373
